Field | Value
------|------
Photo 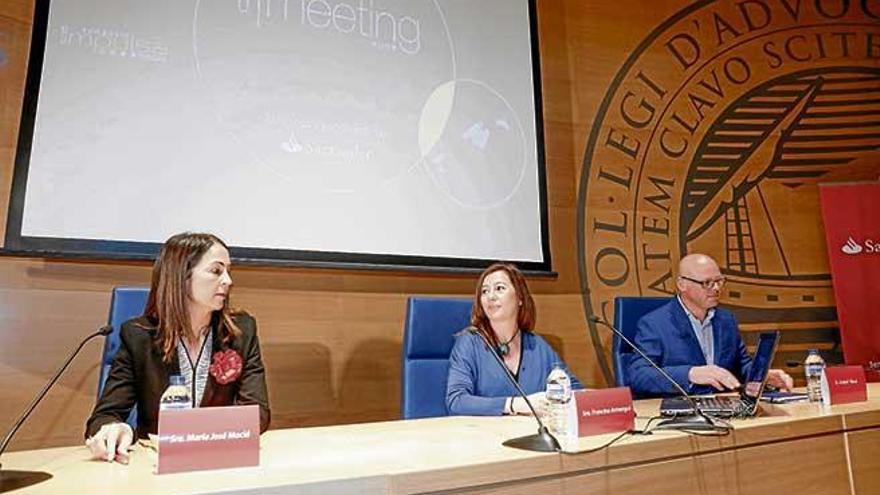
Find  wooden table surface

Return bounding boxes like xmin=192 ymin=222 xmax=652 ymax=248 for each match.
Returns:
xmin=4 ymin=384 xmax=879 ymax=495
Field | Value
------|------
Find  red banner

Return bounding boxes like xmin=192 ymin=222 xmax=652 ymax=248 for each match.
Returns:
xmin=819 ymin=182 xmax=880 ymax=373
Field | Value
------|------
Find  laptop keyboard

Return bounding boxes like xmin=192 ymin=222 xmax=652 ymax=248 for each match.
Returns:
xmin=698 ymin=397 xmax=741 ymax=410
xmin=660 ymin=396 xmax=753 ymax=418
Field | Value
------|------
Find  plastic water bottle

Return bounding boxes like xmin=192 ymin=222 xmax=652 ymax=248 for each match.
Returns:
xmin=160 ymin=375 xmax=192 ymax=411
xmin=545 ymin=364 xmax=572 ymax=437
xmin=804 ymin=349 xmax=826 ymax=403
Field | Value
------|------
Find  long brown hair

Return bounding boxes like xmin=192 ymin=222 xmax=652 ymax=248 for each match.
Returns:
xmin=143 ymin=232 xmax=242 ymax=363
xmin=470 ymin=262 xmax=536 ymax=349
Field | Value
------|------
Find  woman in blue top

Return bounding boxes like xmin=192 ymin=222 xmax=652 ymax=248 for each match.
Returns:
xmin=446 ymin=263 xmax=583 ymax=416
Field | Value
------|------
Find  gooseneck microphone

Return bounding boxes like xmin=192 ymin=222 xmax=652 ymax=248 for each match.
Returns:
xmin=0 ymin=325 xmax=113 ymax=493
xmin=588 ymin=316 xmax=729 ymax=433
xmin=464 ymin=326 xmax=561 ymax=452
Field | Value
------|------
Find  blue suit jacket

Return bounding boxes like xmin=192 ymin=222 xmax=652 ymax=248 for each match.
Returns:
xmin=623 ymin=299 xmax=752 ymax=397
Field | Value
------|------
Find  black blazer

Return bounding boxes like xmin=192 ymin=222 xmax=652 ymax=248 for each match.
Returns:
xmin=86 ymin=313 xmax=271 ymax=439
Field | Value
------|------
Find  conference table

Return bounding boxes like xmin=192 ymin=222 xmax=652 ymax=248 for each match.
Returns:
xmin=4 ymin=384 xmax=879 ymax=495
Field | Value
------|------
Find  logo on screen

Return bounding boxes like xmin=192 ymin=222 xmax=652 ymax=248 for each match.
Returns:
xmin=55 ymin=25 xmax=168 ymax=63
xmin=195 ymin=0 xmax=454 ymax=194
xmin=235 ymin=0 xmax=421 ymax=55
xmin=300 ymin=0 xmax=421 ymax=55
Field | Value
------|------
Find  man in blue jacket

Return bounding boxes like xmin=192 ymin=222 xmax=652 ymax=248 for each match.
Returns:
xmin=625 ymin=253 xmax=793 ymax=397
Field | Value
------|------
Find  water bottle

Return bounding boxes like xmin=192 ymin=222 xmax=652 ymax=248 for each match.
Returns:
xmin=160 ymin=375 xmax=192 ymax=411
xmin=545 ymin=364 xmax=572 ymax=438
xmin=804 ymin=349 xmax=826 ymax=403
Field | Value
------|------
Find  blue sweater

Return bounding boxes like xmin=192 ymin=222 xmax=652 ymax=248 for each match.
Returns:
xmin=446 ymin=331 xmax=583 ymax=416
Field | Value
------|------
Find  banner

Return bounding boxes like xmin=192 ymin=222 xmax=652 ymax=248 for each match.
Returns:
xmin=819 ymin=182 xmax=880 ymax=374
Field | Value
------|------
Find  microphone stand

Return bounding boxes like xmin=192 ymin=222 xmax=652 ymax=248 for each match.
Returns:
xmin=0 ymin=325 xmax=113 ymax=493
xmin=465 ymin=327 xmax=560 ymax=452
xmin=589 ymin=316 xmax=729 ymax=433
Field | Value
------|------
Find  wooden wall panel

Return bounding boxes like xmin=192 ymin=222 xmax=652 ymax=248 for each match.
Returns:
xmin=847 ymin=428 xmax=880 ymax=494
xmin=570 ymin=0 xmax=880 ymax=378
xmin=0 ymin=0 xmax=600 ymax=445
xmin=1 ymin=0 xmax=873 ymax=451
xmin=563 ymin=433 xmax=852 ymax=495
xmin=0 ymin=0 xmax=32 ymax=237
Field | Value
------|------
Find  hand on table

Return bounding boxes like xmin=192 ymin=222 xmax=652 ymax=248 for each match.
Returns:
xmin=688 ymin=365 xmax=741 ymax=391
xmin=511 ymin=392 xmax=549 ymax=417
xmin=766 ymin=369 xmax=794 ymax=391
xmin=85 ymin=422 xmax=133 ymax=464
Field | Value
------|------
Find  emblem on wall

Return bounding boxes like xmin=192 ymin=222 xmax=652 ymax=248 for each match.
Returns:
xmin=577 ymin=0 xmax=880 ymax=382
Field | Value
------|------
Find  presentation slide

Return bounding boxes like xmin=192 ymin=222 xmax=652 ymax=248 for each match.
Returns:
xmin=7 ymin=0 xmax=549 ymax=270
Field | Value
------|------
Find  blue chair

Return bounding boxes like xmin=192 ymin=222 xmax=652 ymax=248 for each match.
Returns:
xmin=400 ymin=297 xmax=472 ymax=419
xmin=98 ymin=286 xmax=150 ymax=427
xmin=612 ymin=296 xmax=672 ymax=387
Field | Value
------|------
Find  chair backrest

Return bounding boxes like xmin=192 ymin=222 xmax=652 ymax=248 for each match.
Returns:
xmin=99 ymin=286 xmax=149 ymax=427
xmin=612 ymin=296 xmax=672 ymax=387
xmin=401 ymin=296 xmax=472 ymax=419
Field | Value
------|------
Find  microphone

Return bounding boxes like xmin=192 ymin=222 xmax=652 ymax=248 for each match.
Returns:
xmin=0 ymin=325 xmax=113 ymax=493
xmin=589 ymin=316 xmax=729 ymax=433
xmin=464 ymin=326 xmax=560 ymax=452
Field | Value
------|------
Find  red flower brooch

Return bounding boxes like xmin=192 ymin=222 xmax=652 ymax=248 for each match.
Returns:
xmin=209 ymin=349 xmax=243 ymax=385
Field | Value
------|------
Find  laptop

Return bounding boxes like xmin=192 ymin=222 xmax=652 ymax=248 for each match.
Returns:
xmin=660 ymin=331 xmax=780 ymax=418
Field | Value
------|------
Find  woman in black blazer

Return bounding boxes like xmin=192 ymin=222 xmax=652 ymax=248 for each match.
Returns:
xmin=85 ymin=232 xmax=271 ymax=463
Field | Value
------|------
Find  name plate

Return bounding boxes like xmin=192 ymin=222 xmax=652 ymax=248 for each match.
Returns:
xmin=821 ymin=366 xmax=868 ymax=405
xmin=573 ymin=387 xmax=635 ymax=437
xmin=158 ymin=405 xmax=260 ymax=474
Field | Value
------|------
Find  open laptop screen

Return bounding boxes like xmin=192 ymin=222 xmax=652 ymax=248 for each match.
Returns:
xmin=743 ymin=332 xmax=780 ymax=399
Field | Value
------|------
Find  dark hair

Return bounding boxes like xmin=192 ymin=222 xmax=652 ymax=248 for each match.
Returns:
xmin=143 ymin=232 xmax=241 ymax=363
xmin=470 ymin=262 xmax=536 ymax=348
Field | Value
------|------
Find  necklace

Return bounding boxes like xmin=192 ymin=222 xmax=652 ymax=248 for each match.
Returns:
xmin=496 ymin=329 xmax=520 ymax=357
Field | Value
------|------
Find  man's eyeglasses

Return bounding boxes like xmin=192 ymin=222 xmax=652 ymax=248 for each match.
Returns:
xmin=680 ymin=276 xmax=726 ymax=290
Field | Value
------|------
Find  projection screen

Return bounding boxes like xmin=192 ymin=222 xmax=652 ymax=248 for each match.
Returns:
xmin=5 ymin=0 xmax=551 ymax=272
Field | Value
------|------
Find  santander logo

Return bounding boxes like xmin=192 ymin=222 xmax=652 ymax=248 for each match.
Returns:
xmin=842 ymin=237 xmax=863 ymax=255
xmin=840 ymin=236 xmax=880 ymax=256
